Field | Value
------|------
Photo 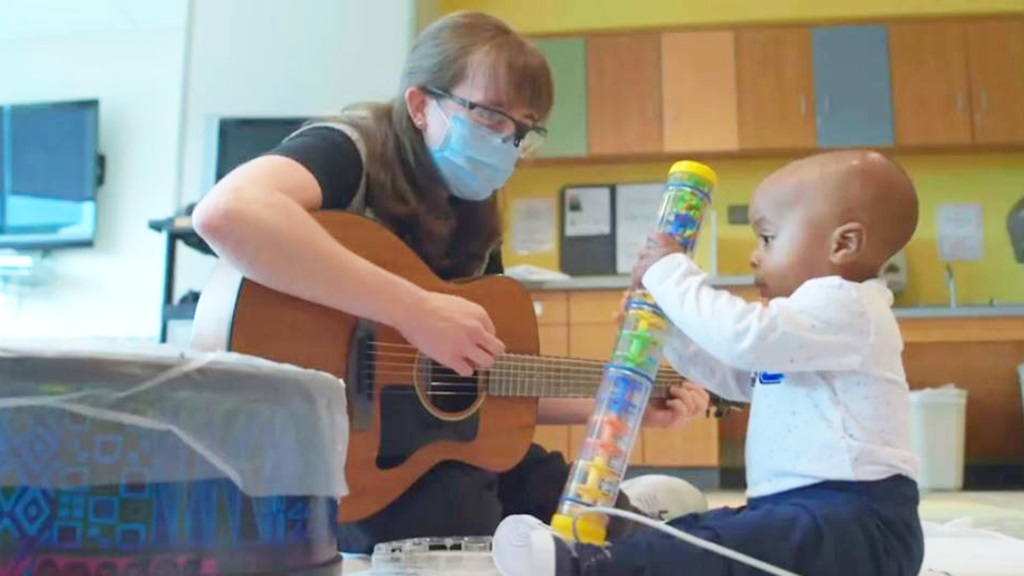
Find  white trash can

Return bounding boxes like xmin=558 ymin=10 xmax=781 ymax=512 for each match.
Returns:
xmin=909 ymin=384 xmax=968 ymax=491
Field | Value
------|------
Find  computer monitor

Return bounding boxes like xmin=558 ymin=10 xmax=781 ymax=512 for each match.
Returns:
xmin=214 ymin=116 xmax=308 ymax=183
xmin=0 ymin=98 xmax=101 ymax=250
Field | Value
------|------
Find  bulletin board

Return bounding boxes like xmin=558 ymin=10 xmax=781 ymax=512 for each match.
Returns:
xmin=558 ymin=182 xmax=666 ymax=276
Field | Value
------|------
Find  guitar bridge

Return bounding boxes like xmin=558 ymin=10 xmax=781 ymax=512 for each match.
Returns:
xmin=347 ymin=320 xmax=376 ymax=431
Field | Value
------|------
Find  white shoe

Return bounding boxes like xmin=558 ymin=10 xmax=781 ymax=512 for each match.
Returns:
xmin=620 ymin=474 xmax=708 ymax=522
xmin=492 ymin=515 xmax=561 ymax=576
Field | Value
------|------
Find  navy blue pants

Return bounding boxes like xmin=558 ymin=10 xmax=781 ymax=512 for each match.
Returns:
xmin=587 ymin=475 xmax=923 ymax=576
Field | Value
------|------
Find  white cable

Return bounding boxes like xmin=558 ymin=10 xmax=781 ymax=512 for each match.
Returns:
xmin=571 ymin=507 xmax=801 ymax=576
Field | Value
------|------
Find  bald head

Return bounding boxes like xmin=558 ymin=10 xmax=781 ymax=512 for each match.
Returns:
xmin=801 ymin=150 xmax=916 ymax=247
xmin=762 ymin=151 xmax=917 ymax=266
xmin=748 ymin=151 xmax=919 ymax=293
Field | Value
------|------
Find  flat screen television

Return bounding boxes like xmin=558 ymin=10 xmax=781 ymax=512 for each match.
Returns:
xmin=0 ymin=98 xmax=101 ymax=250
xmin=214 ymin=117 xmax=308 ymax=183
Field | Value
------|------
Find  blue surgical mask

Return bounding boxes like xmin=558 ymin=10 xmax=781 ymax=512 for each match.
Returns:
xmin=429 ymin=111 xmax=518 ymax=202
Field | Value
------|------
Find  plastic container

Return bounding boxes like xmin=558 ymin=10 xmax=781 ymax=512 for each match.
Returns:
xmin=347 ymin=536 xmax=498 ymax=575
xmin=550 ymin=160 xmax=717 ymax=544
xmin=909 ymin=384 xmax=969 ymax=491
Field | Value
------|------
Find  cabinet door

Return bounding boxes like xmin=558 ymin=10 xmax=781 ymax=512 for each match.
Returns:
xmin=889 ymin=21 xmax=972 ymax=146
xmin=661 ymin=30 xmax=739 ymax=152
xmin=736 ymin=27 xmax=816 ymax=149
xmin=642 ymin=417 xmax=720 ymax=467
xmin=587 ymin=33 xmax=663 ymax=155
xmin=812 ymin=25 xmax=894 ymax=147
xmin=535 ymin=322 xmax=570 ymax=454
xmin=532 ymin=292 xmax=570 ymax=455
xmin=531 ymin=291 xmax=569 ymax=330
xmin=966 ymin=18 xmax=1024 ymax=145
xmin=534 ymin=37 xmax=589 ymax=157
xmin=537 ymin=325 xmax=569 ymax=357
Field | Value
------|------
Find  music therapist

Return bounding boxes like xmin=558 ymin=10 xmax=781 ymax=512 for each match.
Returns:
xmin=192 ymin=11 xmax=705 ymax=554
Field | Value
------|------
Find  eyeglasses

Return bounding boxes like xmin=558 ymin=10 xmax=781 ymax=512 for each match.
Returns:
xmin=423 ymin=86 xmax=547 ymax=157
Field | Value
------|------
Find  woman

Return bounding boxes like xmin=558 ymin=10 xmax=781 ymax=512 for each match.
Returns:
xmin=193 ymin=11 xmax=708 ymax=554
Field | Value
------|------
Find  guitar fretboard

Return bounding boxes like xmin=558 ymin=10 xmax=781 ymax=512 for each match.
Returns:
xmin=485 ymin=353 xmax=674 ymax=399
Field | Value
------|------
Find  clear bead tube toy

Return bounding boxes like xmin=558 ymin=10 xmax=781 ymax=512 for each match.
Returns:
xmin=550 ymin=160 xmax=717 ymax=545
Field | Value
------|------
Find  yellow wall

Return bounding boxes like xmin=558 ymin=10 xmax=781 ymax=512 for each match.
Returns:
xmin=432 ymin=0 xmax=1024 ymax=306
xmin=501 ymin=153 xmax=1024 ymax=307
xmin=433 ymin=0 xmax=1024 ymax=34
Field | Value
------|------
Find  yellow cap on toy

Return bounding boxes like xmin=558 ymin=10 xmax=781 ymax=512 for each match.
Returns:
xmin=669 ymin=160 xmax=718 ymax=188
xmin=551 ymin=512 xmax=608 ymax=545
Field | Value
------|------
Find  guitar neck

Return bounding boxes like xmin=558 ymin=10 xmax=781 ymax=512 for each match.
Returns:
xmin=485 ymin=353 xmax=677 ymax=399
xmin=485 ymin=353 xmax=745 ymax=416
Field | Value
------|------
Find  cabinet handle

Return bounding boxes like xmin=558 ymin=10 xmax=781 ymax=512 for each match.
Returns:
xmin=981 ymin=89 xmax=989 ymax=113
xmin=799 ymin=94 xmax=807 ymax=117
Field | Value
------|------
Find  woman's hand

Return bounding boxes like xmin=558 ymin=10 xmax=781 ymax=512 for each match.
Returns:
xmin=396 ymin=291 xmax=506 ymax=377
xmin=642 ymin=381 xmax=711 ymax=428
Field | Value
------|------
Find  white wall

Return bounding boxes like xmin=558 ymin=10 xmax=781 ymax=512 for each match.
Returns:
xmin=173 ymin=0 xmax=416 ymax=304
xmin=0 ymin=0 xmax=416 ymax=341
xmin=0 ymin=24 xmax=187 ymax=339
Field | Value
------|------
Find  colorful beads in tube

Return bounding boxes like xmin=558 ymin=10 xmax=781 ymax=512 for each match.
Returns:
xmin=550 ymin=160 xmax=717 ymax=545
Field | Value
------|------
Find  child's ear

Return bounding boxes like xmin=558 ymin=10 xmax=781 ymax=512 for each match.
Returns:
xmin=829 ymin=222 xmax=865 ymax=265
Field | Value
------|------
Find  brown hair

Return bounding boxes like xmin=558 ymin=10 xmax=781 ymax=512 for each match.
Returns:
xmin=336 ymin=11 xmax=553 ymax=279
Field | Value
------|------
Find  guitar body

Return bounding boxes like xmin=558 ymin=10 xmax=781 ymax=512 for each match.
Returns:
xmin=192 ymin=211 xmax=542 ymax=522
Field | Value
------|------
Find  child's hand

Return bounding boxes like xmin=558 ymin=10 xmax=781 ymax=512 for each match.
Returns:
xmin=643 ymin=381 xmax=711 ymax=428
xmin=631 ymin=233 xmax=685 ymax=287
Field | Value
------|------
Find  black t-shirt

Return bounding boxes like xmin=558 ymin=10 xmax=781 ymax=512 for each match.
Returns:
xmin=266 ymin=126 xmax=503 ymax=274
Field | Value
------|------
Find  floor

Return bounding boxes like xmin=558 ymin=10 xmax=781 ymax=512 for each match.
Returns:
xmin=707 ymin=490 xmax=1024 ymax=540
xmin=341 ymin=491 xmax=1024 ymax=574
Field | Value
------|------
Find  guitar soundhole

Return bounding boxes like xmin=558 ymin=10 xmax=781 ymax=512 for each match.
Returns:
xmin=421 ymin=362 xmax=480 ymax=414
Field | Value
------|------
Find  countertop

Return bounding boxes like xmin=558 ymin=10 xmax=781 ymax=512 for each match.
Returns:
xmin=516 ymin=274 xmax=756 ymax=291
xmin=516 ymin=275 xmax=1024 ymax=319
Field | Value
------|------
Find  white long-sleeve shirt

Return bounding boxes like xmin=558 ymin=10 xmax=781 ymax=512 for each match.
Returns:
xmin=642 ymin=253 xmax=919 ymax=498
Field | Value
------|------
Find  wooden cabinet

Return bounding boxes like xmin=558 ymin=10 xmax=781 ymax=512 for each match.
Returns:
xmin=966 ymin=18 xmax=1024 ymax=145
xmin=811 ymin=24 xmax=894 ymax=147
xmin=889 ymin=21 xmax=972 ymax=146
xmin=660 ymin=30 xmax=739 ymax=152
xmin=586 ymin=33 xmax=663 ymax=155
xmin=537 ymin=325 xmax=568 ymax=357
xmin=736 ymin=27 xmax=816 ymax=149
xmin=534 ymin=37 xmax=589 ymax=157
xmin=642 ymin=418 xmax=720 ymax=467
xmin=532 ymin=291 xmax=569 ymax=329
xmin=531 ymin=292 xmax=570 ymax=455
xmin=526 ymin=16 xmax=1024 ymax=163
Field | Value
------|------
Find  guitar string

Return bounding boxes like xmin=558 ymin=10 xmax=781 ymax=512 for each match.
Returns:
xmin=361 ymin=343 xmax=680 ymax=397
xmin=362 ymin=362 xmax=677 ymax=387
xmin=365 ymin=341 xmax=676 ymax=375
xmin=338 ymin=339 xmax=682 ymax=399
xmin=363 ymin=355 xmax=678 ymax=379
xmin=358 ymin=368 xmax=675 ymax=399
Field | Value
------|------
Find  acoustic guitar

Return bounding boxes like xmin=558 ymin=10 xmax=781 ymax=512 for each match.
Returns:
xmin=191 ymin=211 xmax=740 ymax=523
